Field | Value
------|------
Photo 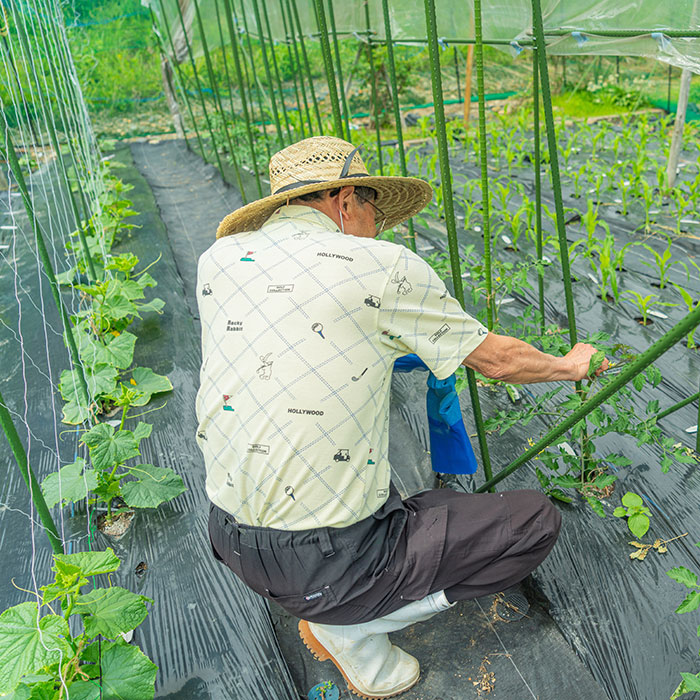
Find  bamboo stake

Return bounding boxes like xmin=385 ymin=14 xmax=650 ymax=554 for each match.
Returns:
xmin=283 ymin=0 xmax=313 ymax=137
xmin=364 ymin=1 xmax=383 ymax=174
xmin=312 ymin=0 xmax=343 ymax=137
xmin=423 ymin=0 xmax=493 ymax=487
xmin=667 ymin=69 xmax=692 ymax=189
xmin=463 ymin=45 xmax=474 ymax=125
xmin=326 ymin=0 xmax=351 ymax=140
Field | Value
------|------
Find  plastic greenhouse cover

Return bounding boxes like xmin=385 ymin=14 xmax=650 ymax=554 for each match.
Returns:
xmin=149 ymin=0 xmax=700 ymax=75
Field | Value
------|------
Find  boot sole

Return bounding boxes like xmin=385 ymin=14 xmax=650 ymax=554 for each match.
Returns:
xmin=298 ymin=619 xmax=420 ymax=699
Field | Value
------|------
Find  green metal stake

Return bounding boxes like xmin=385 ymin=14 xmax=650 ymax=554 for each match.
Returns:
xmin=0 ymin=390 xmax=63 ymax=555
xmin=290 ymin=0 xmax=324 ymax=134
xmin=531 ymin=0 xmax=578 ymax=346
xmin=284 ymin=0 xmax=314 ymax=136
xmin=251 ymin=0 xmax=286 ymax=145
xmin=174 ymin=0 xmax=226 ymax=175
xmin=312 ymin=0 xmax=344 ymax=137
xmin=656 ymin=391 xmax=700 ymax=422
xmin=326 ymin=0 xmax=351 ymax=140
xmin=364 ymin=2 xmax=384 ymax=174
xmin=192 ymin=0 xmax=246 ymax=197
xmin=474 ymin=0 xmax=494 ymax=330
xmin=0 ymin=128 xmax=91 ymax=414
xmin=155 ymin=0 xmax=207 ymax=160
xmin=261 ymin=0 xmax=293 ymax=141
xmin=11 ymin=12 xmax=97 ymax=282
xmin=533 ymin=48 xmax=545 ymax=334
xmin=221 ymin=0 xmax=264 ymax=197
xmin=381 ymin=0 xmax=416 ymax=252
xmin=423 ymin=0 xmax=493 ymax=488
xmin=279 ymin=0 xmax=306 ymax=137
xmin=697 ymin=379 xmax=700 ymax=453
xmin=476 ymin=301 xmax=700 ymax=493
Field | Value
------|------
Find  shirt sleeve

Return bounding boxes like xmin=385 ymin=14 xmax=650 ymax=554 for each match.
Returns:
xmin=377 ymin=246 xmax=488 ymax=380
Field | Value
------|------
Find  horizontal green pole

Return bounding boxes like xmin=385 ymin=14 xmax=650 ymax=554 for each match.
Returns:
xmin=475 ymin=301 xmax=700 ymax=493
xmin=544 ymin=28 xmax=700 ymax=38
xmin=380 ymin=37 xmax=534 ymax=46
xmin=0 ymin=390 xmax=63 ymax=554
xmin=656 ymin=391 xmax=700 ymax=422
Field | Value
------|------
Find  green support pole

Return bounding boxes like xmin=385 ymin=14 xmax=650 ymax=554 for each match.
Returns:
xmin=261 ymin=0 xmax=293 ymax=141
xmin=423 ymin=0 xmax=493 ymax=488
xmin=531 ymin=0 xmax=578 ymax=346
xmin=326 ymin=0 xmax=351 ymax=140
xmin=476 ymin=302 xmax=700 ymax=493
xmin=290 ymin=0 xmax=324 ymax=134
xmin=251 ymin=0 xmax=286 ymax=145
xmin=697 ymin=380 xmax=700 ymax=452
xmin=12 ymin=12 xmax=97 ymax=282
xmin=155 ymin=0 xmax=207 ymax=160
xmin=364 ymin=2 xmax=383 ymax=174
xmin=381 ymin=0 xmax=416 ymax=252
xmin=192 ymin=0 xmax=246 ymax=196
xmin=655 ymin=391 xmax=700 ymax=422
xmin=0 ymin=128 xmax=91 ymax=414
xmin=279 ymin=0 xmax=307 ymax=137
xmin=174 ymin=0 xmax=226 ymax=175
xmin=533 ymin=48 xmax=545 ymax=334
xmin=474 ymin=0 xmax=494 ymax=330
xmin=0 ymin=390 xmax=63 ymax=555
xmin=312 ymin=0 xmax=344 ymax=137
xmin=222 ymin=0 xmax=264 ymax=197
xmin=235 ymin=0 xmax=273 ymax=157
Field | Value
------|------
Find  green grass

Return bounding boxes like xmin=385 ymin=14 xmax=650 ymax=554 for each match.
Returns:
xmin=552 ymin=90 xmax=644 ymax=119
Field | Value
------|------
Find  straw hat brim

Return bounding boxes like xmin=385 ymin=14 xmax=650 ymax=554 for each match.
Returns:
xmin=216 ymin=175 xmax=433 ymax=238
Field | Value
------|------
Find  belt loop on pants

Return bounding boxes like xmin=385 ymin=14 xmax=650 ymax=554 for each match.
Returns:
xmin=318 ymin=527 xmax=335 ymax=558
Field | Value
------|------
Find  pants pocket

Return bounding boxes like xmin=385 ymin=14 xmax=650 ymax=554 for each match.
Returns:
xmin=265 ymin=584 xmax=337 ymax=619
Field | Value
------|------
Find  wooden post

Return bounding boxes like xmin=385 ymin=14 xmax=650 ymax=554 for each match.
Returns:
xmin=463 ymin=45 xmax=474 ymax=125
xmin=667 ymin=68 xmax=693 ymax=189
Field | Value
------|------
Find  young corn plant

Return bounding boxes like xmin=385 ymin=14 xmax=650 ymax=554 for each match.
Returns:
xmin=641 ymin=238 xmax=686 ymax=289
xmin=673 ymin=283 xmax=700 ymax=348
xmin=623 ymin=290 xmax=677 ymax=325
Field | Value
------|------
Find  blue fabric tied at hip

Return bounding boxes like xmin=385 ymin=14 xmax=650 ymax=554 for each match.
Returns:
xmin=392 ymin=354 xmax=478 ymax=475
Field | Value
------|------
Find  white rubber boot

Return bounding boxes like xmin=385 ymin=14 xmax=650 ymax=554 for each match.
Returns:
xmin=299 ymin=591 xmax=454 ymax=699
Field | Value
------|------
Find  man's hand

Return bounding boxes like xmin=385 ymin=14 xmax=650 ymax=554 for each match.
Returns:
xmin=564 ymin=343 xmax=609 ymax=382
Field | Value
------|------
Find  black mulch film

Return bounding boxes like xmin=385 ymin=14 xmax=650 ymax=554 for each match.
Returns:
xmin=0 ymin=134 xmax=697 ymax=700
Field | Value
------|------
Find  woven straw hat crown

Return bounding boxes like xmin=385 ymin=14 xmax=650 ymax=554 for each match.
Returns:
xmin=216 ymin=135 xmax=433 ymax=238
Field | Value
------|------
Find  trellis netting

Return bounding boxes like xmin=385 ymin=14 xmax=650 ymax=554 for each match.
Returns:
xmin=148 ymin=0 xmax=700 ymax=73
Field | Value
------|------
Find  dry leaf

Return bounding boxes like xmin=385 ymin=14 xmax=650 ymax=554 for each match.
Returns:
xmin=628 ymin=541 xmax=646 ymax=549
xmin=630 ymin=548 xmax=649 ymax=561
xmin=657 ymin=545 xmax=668 ymax=553
xmin=653 ymin=539 xmax=662 ymax=548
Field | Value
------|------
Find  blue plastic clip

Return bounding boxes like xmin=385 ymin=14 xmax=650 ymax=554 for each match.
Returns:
xmin=571 ymin=31 xmax=588 ymax=48
xmin=438 ymin=36 xmax=449 ymax=51
xmin=510 ymin=40 xmax=523 ymax=55
xmin=651 ymin=32 xmax=672 ymax=51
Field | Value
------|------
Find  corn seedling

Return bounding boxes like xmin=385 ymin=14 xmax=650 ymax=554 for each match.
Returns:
xmin=641 ymin=238 xmax=686 ymax=289
xmin=623 ymin=290 xmax=676 ymax=325
xmin=673 ymin=284 xmax=700 ymax=348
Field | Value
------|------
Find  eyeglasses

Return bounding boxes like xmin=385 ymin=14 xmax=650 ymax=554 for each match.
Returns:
xmin=354 ymin=191 xmax=387 ymax=235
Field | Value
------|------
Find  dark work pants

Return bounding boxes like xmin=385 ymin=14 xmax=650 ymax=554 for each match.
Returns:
xmin=207 ymin=484 xmax=561 ymax=625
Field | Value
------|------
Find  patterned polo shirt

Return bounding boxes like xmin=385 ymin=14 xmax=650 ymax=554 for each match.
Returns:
xmin=195 ymin=205 xmax=487 ymax=530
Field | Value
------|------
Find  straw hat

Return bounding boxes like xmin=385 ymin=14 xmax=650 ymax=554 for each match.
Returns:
xmin=216 ymin=136 xmax=433 ymax=238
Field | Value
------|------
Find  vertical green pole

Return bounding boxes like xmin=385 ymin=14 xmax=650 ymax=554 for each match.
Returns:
xmin=284 ymin=0 xmax=314 ymax=136
xmin=174 ymin=0 xmax=226 ymax=175
xmin=531 ymin=0 xmax=578 ymax=346
xmin=696 ymin=381 xmax=700 ymax=452
xmin=533 ymin=48 xmax=545 ymax=334
xmin=381 ymin=0 xmax=416 ymax=252
xmin=155 ymin=0 xmax=207 ymax=160
xmin=222 ymin=0 xmax=264 ymax=197
xmin=11 ymin=11 xmax=97 ymax=281
xmin=326 ymin=0 xmax=351 ymax=139
xmin=290 ymin=0 xmax=324 ymax=134
xmin=279 ymin=0 xmax=306 ymax=137
xmin=251 ymin=0 xmax=286 ymax=144
xmin=423 ymin=0 xmax=492 ymax=488
xmin=0 ymin=129 xmax=91 ymax=415
xmin=235 ymin=0 xmax=273 ymax=157
xmin=473 ymin=0 xmax=494 ymax=330
xmin=453 ymin=46 xmax=462 ymax=102
xmin=364 ymin=1 xmax=383 ymax=174
xmin=0 ymin=391 xmax=63 ymax=554
xmin=261 ymin=0 xmax=293 ymax=141
xmin=312 ymin=0 xmax=343 ymax=137
xmin=192 ymin=0 xmax=247 ymax=199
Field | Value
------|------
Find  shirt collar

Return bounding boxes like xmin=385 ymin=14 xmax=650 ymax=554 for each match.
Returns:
xmin=262 ymin=204 xmax=342 ymax=234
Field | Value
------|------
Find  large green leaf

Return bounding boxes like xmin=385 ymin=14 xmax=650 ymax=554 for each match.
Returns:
xmin=62 ymin=400 xmax=90 ymax=426
xmin=100 ymin=282 xmax=139 ymax=321
xmin=82 ymin=423 xmax=139 ymax=471
xmin=41 ymin=458 xmax=97 ymax=508
xmin=62 ymin=681 xmax=102 ymax=700
xmin=132 ymin=422 xmax=152 ymax=445
xmin=41 ymin=558 xmax=82 ymax=606
xmin=668 ymin=566 xmax=699 ymax=590
xmin=621 ymin=492 xmax=643 ymax=508
xmin=121 ymin=465 xmax=186 ymax=508
xmin=136 ymin=298 xmax=165 ymax=315
xmin=78 ymin=587 xmax=152 ymax=639
xmin=53 ymin=548 xmax=120 ymax=578
xmin=680 ymin=673 xmax=700 ymax=692
xmin=5 ymin=679 xmax=56 ymax=700
xmin=118 ymin=280 xmax=146 ymax=301
xmin=627 ymin=513 xmax=650 ymax=539
xmin=677 ymin=591 xmax=700 ymax=615
xmin=0 ymin=603 xmax=72 ymax=695
xmin=91 ymin=332 xmax=138 ymax=370
xmin=129 ymin=367 xmax=172 ymax=406
xmin=100 ymin=640 xmax=157 ymax=700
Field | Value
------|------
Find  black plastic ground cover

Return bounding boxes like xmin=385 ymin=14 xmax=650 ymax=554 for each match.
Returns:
xmin=394 ymin=131 xmax=700 ymax=699
xmin=129 ymin=139 xmax=610 ymax=700
xmin=0 ymin=145 xmax=298 ymax=699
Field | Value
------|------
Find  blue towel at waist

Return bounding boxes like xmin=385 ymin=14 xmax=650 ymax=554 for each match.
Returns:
xmin=393 ymin=354 xmax=478 ymax=475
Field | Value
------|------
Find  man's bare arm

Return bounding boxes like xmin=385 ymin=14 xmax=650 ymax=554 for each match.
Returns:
xmin=463 ymin=332 xmax=608 ymax=384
